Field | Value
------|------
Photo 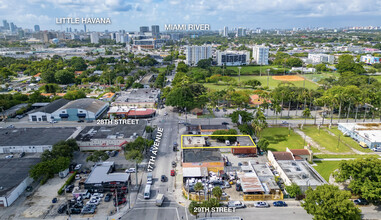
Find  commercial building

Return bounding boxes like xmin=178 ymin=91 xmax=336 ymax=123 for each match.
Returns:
xmin=84 ymin=162 xmax=131 ymax=192
xmin=182 ymin=149 xmax=224 ymax=173
xmin=28 ymin=98 xmax=70 ymax=122
xmin=139 ymin=26 xmax=149 ymax=34
xmin=338 ymin=122 xmax=381 ymax=149
xmin=308 ymin=53 xmax=335 ymax=64
xmin=216 ymin=50 xmax=251 ymax=66
xmin=34 ymin=25 xmax=40 ymax=32
xmin=0 ymin=127 xmax=77 ymax=153
xmin=185 ymin=45 xmax=212 ymax=66
xmin=51 ymin=98 xmax=109 ymax=121
xmin=113 ymin=88 xmax=160 ymax=108
xmin=0 ymin=103 xmax=28 ymax=120
xmin=251 ymin=162 xmax=280 ymax=194
xmin=237 ymin=27 xmax=246 ymax=37
xmin=0 ymin=158 xmax=40 ymax=207
xmin=151 ymin=25 xmax=160 ymax=37
xmin=75 ymin=122 xmax=146 ymax=151
xmin=223 ymin=26 xmax=228 ymax=37
xmin=90 ymin=32 xmax=99 ymax=44
xmin=360 ymin=55 xmax=380 ymax=64
xmin=252 ymin=45 xmax=269 ymax=65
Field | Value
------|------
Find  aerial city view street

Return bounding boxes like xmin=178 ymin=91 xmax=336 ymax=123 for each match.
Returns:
xmin=0 ymin=1 xmax=381 ymax=220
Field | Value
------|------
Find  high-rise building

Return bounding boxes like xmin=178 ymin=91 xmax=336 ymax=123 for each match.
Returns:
xmin=84 ymin=24 xmax=87 ymax=33
xmin=237 ymin=27 xmax=245 ymax=37
xmin=152 ymin=25 xmax=160 ymax=37
xmin=216 ymin=50 xmax=251 ymax=66
xmin=9 ymin=22 xmax=16 ymax=33
xmin=140 ymin=26 xmax=149 ymax=34
xmin=223 ymin=26 xmax=228 ymax=37
xmin=2 ymin=20 xmax=9 ymax=30
xmin=34 ymin=25 xmax=40 ymax=32
xmin=185 ymin=45 xmax=212 ymax=66
xmin=90 ymin=32 xmax=99 ymax=44
xmin=308 ymin=54 xmax=335 ymax=64
xmin=252 ymin=45 xmax=269 ymax=65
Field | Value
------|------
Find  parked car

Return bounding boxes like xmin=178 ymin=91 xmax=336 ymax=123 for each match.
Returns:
xmin=104 ymin=193 xmax=112 ymax=202
xmin=75 ymin=174 xmax=81 ymax=180
xmin=255 ymin=201 xmax=270 ymax=208
xmin=77 ymin=120 xmax=84 ymax=123
xmin=74 ymin=164 xmax=82 ymax=170
xmin=222 ymin=122 xmax=229 ymax=125
xmin=19 ymin=152 xmax=25 ymax=158
xmin=92 ymin=193 xmax=104 ymax=198
xmin=273 ymin=201 xmax=288 ymax=207
xmin=81 ymin=206 xmax=96 ymax=214
xmin=50 ymin=120 xmax=57 ymax=123
xmin=161 ymin=175 xmax=167 ymax=182
xmin=6 ymin=124 xmax=14 ymax=128
xmin=52 ymin=198 xmax=58 ymax=203
xmin=354 ymin=198 xmax=369 ymax=205
xmin=125 ymin=168 xmax=136 ymax=173
xmin=86 ymin=199 xmax=100 ymax=206
xmin=171 ymin=161 xmax=176 ymax=168
xmin=227 ymin=201 xmax=245 ymax=209
xmin=170 ymin=170 xmax=175 ymax=176
xmin=67 ymin=208 xmax=81 ymax=214
xmin=164 ymin=112 xmax=168 ymax=116
xmin=57 ymin=204 xmax=67 ymax=214
xmin=65 ymin=185 xmax=74 ymax=193
xmin=5 ymin=155 xmax=13 ymax=159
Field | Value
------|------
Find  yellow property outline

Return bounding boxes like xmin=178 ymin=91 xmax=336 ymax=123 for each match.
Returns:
xmin=181 ymin=134 xmax=257 ymax=149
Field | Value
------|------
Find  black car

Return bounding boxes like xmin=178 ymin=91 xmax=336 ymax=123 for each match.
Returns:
xmin=67 ymin=208 xmax=81 ymax=214
xmin=77 ymin=120 xmax=84 ymax=123
xmin=19 ymin=152 xmax=25 ymax=158
xmin=222 ymin=122 xmax=229 ymax=125
xmin=65 ymin=185 xmax=74 ymax=193
xmin=57 ymin=204 xmax=67 ymax=214
xmin=104 ymin=193 xmax=112 ymax=202
xmin=161 ymin=175 xmax=167 ymax=182
xmin=354 ymin=198 xmax=369 ymax=205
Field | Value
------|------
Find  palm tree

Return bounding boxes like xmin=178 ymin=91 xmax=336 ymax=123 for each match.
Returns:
xmin=302 ymin=108 xmax=311 ymax=125
xmin=252 ymin=108 xmax=268 ymax=138
xmin=194 ymin=182 xmax=204 ymax=201
xmin=212 ymin=186 xmax=222 ymax=200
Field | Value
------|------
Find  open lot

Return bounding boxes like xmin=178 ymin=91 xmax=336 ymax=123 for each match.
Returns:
xmin=313 ymin=161 xmax=341 ymax=182
xmin=261 ymin=127 xmax=305 ymax=152
xmin=204 ymin=75 xmax=319 ymax=91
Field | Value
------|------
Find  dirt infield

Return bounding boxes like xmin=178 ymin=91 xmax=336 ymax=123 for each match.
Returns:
xmin=272 ymin=75 xmax=304 ymax=81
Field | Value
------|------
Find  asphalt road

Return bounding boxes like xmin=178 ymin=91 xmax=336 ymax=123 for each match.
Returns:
xmin=122 ymin=109 xmax=191 ymax=220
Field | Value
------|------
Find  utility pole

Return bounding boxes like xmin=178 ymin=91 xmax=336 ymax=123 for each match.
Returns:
xmin=238 ymin=66 xmax=242 ymax=83
xmin=267 ymin=69 xmax=270 ymax=88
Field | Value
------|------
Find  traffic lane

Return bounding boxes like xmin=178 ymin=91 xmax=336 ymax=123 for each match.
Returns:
xmin=210 ymin=207 xmax=312 ymax=220
xmin=123 ymin=207 xmax=183 ymax=220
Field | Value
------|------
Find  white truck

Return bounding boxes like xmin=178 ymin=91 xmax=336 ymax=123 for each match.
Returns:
xmin=155 ymin=194 xmax=164 ymax=206
xmin=59 ymin=168 xmax=69 ymax=178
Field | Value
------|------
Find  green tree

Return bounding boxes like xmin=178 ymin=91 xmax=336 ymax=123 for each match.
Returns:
xmin=194 ymin=182 xmax=204 ymax=199
xmin=229 ymin=110 xmax=254 ymax=125
xmin=63 ymin=90 xmax=86 ymax=100
xmin=257 ymin=138 xmax=269 ymax=152
xmin=54 ymin=69 xmax=75 ymax=84
xmin=212 ymin=186 xmax=222 ymax=200
xmin=244 ymin=79 xmax=262 ymax=89
xmin=188 ymin=201 xmax=199 ymax=217
xmin=285 ymin=183 xmax=302 ymax=198
xmin=302 ymin=184 xmax=361 ymax=220
xmin=302 ymin=107 xmax=311 ymax=124
xmin=285 ymin=57 xmax=303 ymax=67
xmin=86 ymin=151 xmax=109 ymax=163
xmin=197 ymin=58 xmax=212 ymax=69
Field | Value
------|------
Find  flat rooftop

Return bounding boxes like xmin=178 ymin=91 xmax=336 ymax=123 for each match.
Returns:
xmin=85 ymin=162 xmax=129 ymax=184
xmin=277 ymin=160 xmax=327 ymax=187
xmin=237 ymin=172 xmax=264 ymax=193
xmin=76 ymin=122 xmax=146 ymax=141
xmin=0 ymin=158 xmax=41 ymax=196
xmin=0 ymin=127 xmax=77 ymax=146
xmin=183 ymin=149 xmax=223 ymax=163
xmin=339 ymin=122 xmax=381 ymax=143
xmin=250 ymin=161 xmax=280 ymax=191
xmin=114 ymin=88 xmax=160 ymax=104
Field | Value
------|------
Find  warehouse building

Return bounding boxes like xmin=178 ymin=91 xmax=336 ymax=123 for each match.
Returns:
xmin=28 ymin=98 xmax=70 ymax=122
xmin=0 ymin=127 xmax=77 ymax=153
xmin=76 ymin=121 xmax=147 ymax=151
xmin=84 ymin=162 xmax=130 ymax=192
xmin=338 ymin=122 xmax=381 ymax=150
xmin=51 ymin=98 xmax=109 ymax=121
xmin=113 ymin=88 xmax=160 ymax=108
xmin=0 ymin=158 xmax=40 ymax=207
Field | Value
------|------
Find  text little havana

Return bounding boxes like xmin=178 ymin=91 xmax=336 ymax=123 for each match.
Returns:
xmin=96 ymin=119 xmax=139 ymax=125
xmin=148 ymin=127 xmax=163 ymax=172
xmin=194 ymin=207 xmax=236 ymax=213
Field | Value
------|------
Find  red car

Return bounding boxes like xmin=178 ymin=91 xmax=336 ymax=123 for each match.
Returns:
xmin=170 ymin=170 xmax=175 ymax=176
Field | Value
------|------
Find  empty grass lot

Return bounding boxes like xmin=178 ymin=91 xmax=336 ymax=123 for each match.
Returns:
xmin=328 ymin=127 xmax=374 ymax=153
xmin=261 ymin=127 xmax=305 ymax=152
xmin=302 ymin=126 xmax=352 ymax=153
xmin=313 ymin=161 xmax=341 ymax=182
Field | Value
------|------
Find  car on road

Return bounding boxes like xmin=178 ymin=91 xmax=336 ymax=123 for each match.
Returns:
xmin=354 ymin=198 xmax=369 ymax=205
xmin=281 ymin=120 xmax=288 ymax=125
xmin=170 ymin=170 xmax=175 ymax=176
xmin=77 ymin=120 xmax=84 ymax=123
xmin=178 ymin=120 xmax=184 ymax=124
xmin=161 ymin=175 xmax=167 ymax=182
xmin=6 ymin=124 xmax=15 ymax=128
xmin=172 ymin=161 xmax=176 ymax=168
xmin=164 ymin=112 xmax=168 ymax=116
xmin=222 ymin=122 xmax=229 ymax=125
xmin=273 ymin=201 xmax=288 ymax=207
xmin=255 ymin=201 xmax=270 ymax=208
xmin=19 ymin=152 xmax=25 ymax=158
xmin=52 ymin=198 xmax=58 ymax=203
xmin=173 ymin=142 xmax=178 ymax=147
xmin=75 ymin=174 xmax=81 ymax=180
xmin=227 ymin=201 xmax=245 ymax=209
xmin=50 ymin=120 xmax=57 ymax=123
xmin=5 ymin=155 xmax=13 ymax=159
xmin=74 ymin=164 xmax=82 ymax=170
xmin=125 ymin=168 xmax=136 ymax=173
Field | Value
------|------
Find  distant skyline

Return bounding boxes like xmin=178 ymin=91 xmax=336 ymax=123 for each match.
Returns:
xmin=1 ymin=0 xmax=381 ymax=31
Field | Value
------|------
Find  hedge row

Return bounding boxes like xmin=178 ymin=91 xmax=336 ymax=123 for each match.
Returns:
xmin=57 ymin=171 xmax=77 ymax=195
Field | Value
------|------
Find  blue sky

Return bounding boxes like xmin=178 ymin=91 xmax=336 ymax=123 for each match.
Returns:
xmin=1 ymin=0 xmax=381 ymax=31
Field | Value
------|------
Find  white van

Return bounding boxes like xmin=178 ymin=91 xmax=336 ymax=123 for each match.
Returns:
xmin=144 ymin=184 xmax=151 ymax=199
xmin=155 ymin=194 xmax=164 ymax=206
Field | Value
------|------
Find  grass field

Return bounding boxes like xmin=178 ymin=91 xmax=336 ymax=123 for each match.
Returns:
xmin=313 ymin=154 xmax=379 ymax=159
xmin=204 ymin=75 xmax=319 ymax=91
xmin=157 ymin=67 xmax=167 ymax=73
xmin=224 ymin=65 xmax=285 ymax=74
xmin=328 ymin=128 xmax=374 ymax=153
xmin=261 ymin=127 xmax=305 ymax=152
xmin=302 ymin=72 xmax=340 ymax=83
xmin=302 ymin=126 xmax=352 ymax=153
xmin=372 ymin=75 xmax=381 ymax=82
xmin=314 ymin=161 xmax=341 ymax=182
